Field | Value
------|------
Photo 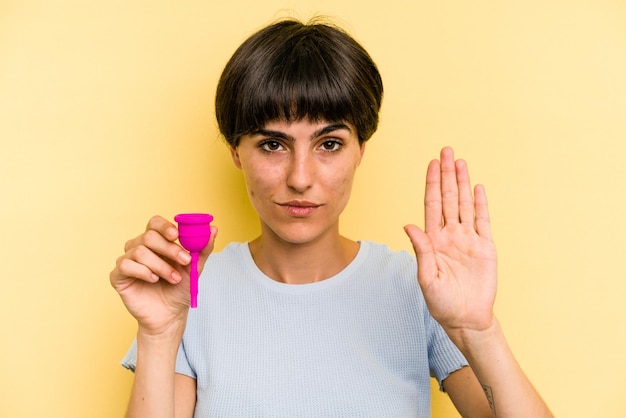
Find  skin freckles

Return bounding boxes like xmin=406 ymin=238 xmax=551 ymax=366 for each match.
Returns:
xmin=230 ymin=118 xmax=365 ymax=248
xmin=227 ymin=118 xmax=366 ymax=284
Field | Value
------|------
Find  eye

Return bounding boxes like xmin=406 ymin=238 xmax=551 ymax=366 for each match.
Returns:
xmin=259 ymin=140 xmax=283 ymax=152
xmin=319 ymin=140 xmax=343 ymax=152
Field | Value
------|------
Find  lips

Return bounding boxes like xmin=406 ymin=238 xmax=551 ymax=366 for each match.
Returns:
xmin=278 ymin=200 xmax=321 ymax=217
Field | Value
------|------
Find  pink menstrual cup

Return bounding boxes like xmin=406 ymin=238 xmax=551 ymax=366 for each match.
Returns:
xmin=174 ymin=213 xmax=213 ymax=308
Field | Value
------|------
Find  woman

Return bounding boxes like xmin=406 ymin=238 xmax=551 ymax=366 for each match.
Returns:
xmin=111 ymin=19 xmax=552 ymax=417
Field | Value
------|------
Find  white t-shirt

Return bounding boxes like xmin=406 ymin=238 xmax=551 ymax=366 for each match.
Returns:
xmin=123 ymin=241 xmax=467 ymax=417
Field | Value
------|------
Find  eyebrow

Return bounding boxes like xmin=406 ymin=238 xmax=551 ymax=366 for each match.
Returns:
xmin=251 ymin=123 xmax=352 ymax=141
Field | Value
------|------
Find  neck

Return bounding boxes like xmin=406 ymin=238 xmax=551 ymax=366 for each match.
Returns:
xmin=248 ymin=230 xmax=359 ymax=285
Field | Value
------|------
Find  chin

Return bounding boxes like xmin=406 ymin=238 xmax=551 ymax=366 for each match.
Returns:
xmin=264 ymin=222 xmax=331 ymax=246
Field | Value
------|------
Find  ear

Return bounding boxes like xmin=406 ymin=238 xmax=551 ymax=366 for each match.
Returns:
xmin=230 ymin=146 xmax=242 ymax=169
xmin=357 ymin=142 xmax=367 ymax=165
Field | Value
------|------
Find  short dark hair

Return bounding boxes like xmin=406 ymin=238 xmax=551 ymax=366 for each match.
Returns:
xmin=215 ymin=19 xmax=384 ymax=146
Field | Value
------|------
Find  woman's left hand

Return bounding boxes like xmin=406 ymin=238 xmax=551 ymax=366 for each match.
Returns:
xmin=404 ymin=147 xmax=498 ymax=344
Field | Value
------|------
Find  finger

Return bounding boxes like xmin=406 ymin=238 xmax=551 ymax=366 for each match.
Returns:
xmin=126 ymin=244 xmax=184 ymax=284
xmin=123 ymin=215 xmax=179 ymax=253
xmin=146 ymin=215 xmax=179 ymax=242
xmin=424 ymin=159 xmax=443 ymax=233
xmin=440 ymin=147 xmax=459 ymax=224
xmin=404 ymin=224 xmax=437 ymax=287
xmin=140 ymin=229 xmax=191 ymax=265
xmin=455 ymin=159 xmax=474 ymax=225
xmin=113 ymin=256 xmax=160 ymax=287
xmin=122 ymin=228 xmax=191 ymax=282
xmin=474 ymin=184 xmax=493 ymax=241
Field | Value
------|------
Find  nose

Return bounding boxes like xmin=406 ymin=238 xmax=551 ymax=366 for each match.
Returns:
xmin=286 ymin=152 xmax=314 ymax=192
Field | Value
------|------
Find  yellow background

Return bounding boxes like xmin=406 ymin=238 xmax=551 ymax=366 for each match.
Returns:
xmin=1 ymin=1 xmax=625 ymax=416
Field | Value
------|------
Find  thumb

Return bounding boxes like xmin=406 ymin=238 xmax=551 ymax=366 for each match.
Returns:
xmin=403 ymin=224 xmax=436 ymax=286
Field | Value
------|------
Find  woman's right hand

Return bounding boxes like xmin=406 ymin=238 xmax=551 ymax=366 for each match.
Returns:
xmin=110 ymin=215 xmax=217 ymax=336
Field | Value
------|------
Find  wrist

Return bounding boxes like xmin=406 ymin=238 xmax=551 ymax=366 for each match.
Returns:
xmin=445 ymin=316 xmax=503 ymax=355
xmin=137 ymin=315 xmax=187 ymax=347
xmin=135 ymin=323 xmax=186 ymax=372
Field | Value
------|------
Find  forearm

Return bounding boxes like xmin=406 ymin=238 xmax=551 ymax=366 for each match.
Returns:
xmin=126 ymin=326 xmax=185 ymax=418
xmin=450 ymin=318 xmax=553 ymax=418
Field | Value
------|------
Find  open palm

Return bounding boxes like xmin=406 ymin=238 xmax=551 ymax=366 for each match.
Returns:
xmin=405 ymin=148 xmax=497 ymax=336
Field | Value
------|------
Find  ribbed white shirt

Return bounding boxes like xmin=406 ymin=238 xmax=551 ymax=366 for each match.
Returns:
xmin=123 ymin=241 xmax=467 ymax=417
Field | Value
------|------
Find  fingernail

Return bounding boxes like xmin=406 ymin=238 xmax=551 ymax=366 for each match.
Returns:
xmin=179 ymin=251 xmax=191 ymax=263
xmin=172 ymin=271 xmax=182 ymax=283
xmin=167 ymin=227 xmax=178 ymax=240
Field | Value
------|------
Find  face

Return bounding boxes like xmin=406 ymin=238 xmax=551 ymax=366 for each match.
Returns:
xmin=230 ymin=119 xmax=366 ymax=246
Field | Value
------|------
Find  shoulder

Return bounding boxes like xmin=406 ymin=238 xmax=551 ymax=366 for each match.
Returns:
xmin=358 ymin=241 xmax=416 ymax=275
xmin=203 ymin=242 xmax=248 ymax=268
xmin=354 ymin=241 xmax=422 ymax=301
xmin=208 ymin=241 xmax=247 ymax=259
xmin=197 ymin=242 xmax=252 ymax=286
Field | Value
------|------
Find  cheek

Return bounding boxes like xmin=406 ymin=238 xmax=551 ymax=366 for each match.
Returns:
xmin=328 ymin=166 xmax=357 ymax=200
xmin=242 ymin=166 xmax=279 ymax=201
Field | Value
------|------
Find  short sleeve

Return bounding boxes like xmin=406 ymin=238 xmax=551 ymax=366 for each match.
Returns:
xmin=121 ymin=339 xmax=137 ymax=372
xmin=426 ymin=314 xmax=468 ymax=391
xmin=119 ymin=338 xmax=196 ymax=380
xmin=175 ymin=339 xmax=196 ymax=379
